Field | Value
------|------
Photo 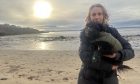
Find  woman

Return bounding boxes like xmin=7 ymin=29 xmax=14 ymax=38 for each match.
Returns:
xmin=78 ymin=4 xmax=135 ymax=84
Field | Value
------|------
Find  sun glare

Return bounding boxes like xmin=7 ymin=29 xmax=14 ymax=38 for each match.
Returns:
xmin=33 ymin=1 xmax=53 ymax=19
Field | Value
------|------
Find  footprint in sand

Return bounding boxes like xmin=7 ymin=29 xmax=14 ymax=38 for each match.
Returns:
xmin=76 ymin=68 xmax=79 ymax=70
xmin=18 ymin=74 xmax=27 ymax=78
xmin=0 ymin=78 xmax=8 ymax=80
xmin=7 ymin=65 xmax=24 ymax=73
xmin=63 ymin=77 xmax=69 ymax=80
xmin=47 ymin=68 xmax=53 ymax=72
xmin=4 ymin=62 xmax=9 ymax=64
xmin=51 ymin=79 xmax=55 ymax=81
xmin=27 ymin=76 xmax=39 ymax=80
xmin=57 ymin=71 xmax=64 ymax=74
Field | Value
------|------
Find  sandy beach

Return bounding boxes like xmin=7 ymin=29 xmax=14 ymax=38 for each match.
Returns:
xmin=0 ymin=0 xmax=140 ymax=84
xmin=0 ymin=49 xmax=139 ymax=84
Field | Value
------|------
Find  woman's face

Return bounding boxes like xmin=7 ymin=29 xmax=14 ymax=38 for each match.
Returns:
xmin=90 ymin=7 xmax=104 ymax=24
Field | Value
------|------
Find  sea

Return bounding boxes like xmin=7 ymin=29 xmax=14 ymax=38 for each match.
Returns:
xmin=0 ymin=27 xmax=140 ymax=50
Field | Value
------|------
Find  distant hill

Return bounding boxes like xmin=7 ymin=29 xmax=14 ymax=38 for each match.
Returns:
xmin=0 ymin=24 xmax=44 ymax=36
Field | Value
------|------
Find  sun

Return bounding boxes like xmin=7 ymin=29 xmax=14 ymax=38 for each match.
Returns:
xmin=33 ymin=1 xmax=53 ymax=19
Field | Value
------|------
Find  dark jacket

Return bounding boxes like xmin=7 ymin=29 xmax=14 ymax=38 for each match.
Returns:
xmin=79 ymin=26 xmax=135 ymax=72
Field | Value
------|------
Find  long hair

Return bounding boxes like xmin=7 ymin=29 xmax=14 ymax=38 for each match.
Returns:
xmin=85 ymin=4 xmax=109 ymax=25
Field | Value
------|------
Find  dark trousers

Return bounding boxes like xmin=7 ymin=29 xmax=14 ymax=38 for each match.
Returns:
xmin=77 ymin=66 xmax=119 ymax=84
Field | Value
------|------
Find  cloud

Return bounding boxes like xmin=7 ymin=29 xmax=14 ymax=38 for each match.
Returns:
xmin=111 ymin=19 xmax=140 ymax=27
xmin=0 ymin=0 xmax=140 ymax=28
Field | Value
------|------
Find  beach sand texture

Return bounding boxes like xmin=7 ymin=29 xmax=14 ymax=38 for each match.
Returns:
xmin=0 ymin=49 xmax=139 ymax=84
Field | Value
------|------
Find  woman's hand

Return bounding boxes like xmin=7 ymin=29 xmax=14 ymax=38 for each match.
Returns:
xmin=104 ymin=53 xmax=116 ymax=58
xmin=112 ymin=65 xmax=118 ymax=70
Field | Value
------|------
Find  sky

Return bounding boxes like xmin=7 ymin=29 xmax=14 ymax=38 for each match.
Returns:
xmin=0 ymin=0 xmax=140 ymax=30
